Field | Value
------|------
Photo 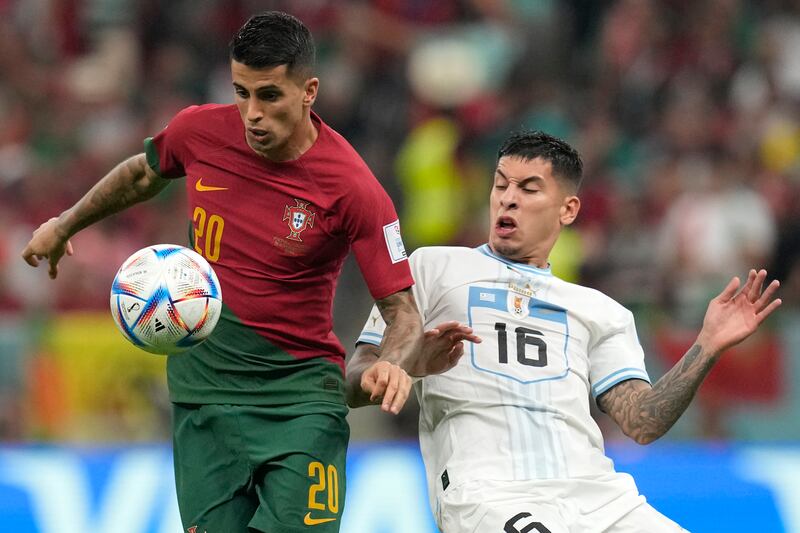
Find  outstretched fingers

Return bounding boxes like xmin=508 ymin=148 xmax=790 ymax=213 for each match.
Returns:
xmin=746 ymin=269 xmax=767 ymax=302
xmin=756 ymin=297 xmax=783 ymax=323
xmin=430 ymin=322 xmax=482 ymax=344
xmin=717 ymin=275 xmax=742 ymax=303
xmin=427 ymin=321 xmax=461 ymax=336
xmin=754 ymin=279 xmax=782 ymax=321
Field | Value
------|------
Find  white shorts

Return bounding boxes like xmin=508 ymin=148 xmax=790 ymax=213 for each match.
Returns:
xmin=436 ymin=476 xmax=689 ymax=533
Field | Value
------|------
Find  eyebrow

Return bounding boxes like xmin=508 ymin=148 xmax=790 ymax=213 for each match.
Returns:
xmin=495 ymin=169 xmax=545 ymax=186
xmin=232 ymin=82 xmax=282 ymax=92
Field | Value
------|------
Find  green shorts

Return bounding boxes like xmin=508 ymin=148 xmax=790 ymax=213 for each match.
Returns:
xmin=172 ymin=401 xmax=349 ymax=533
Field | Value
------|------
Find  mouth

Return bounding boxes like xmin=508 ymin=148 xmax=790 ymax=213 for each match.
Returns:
xmin=247 ymin=128 xmax=270 ymax=142
xmin=494 ymin=216 xmax=517 ymax=237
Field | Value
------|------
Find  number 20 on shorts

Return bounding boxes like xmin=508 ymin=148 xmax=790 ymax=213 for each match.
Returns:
xmin=192 ymin=206 xmax=224 ymax=262
xmin=308 ymin=461 xmax=339 ymax=515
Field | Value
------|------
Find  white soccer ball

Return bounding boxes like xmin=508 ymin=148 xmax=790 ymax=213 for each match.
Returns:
xmin=110 ymin=244 xmax=222 ymax=354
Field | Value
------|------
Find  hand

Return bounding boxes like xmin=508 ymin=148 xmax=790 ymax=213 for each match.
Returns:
xmin=414 ymin=321 xmax=482 ymax=376
xmin=697 ymin=269 xmax=781 ymax=355
xmin=360 ymin=360 xmax=412 ymax=414
xmin=20 ymin=217 xmax=74 ymax=279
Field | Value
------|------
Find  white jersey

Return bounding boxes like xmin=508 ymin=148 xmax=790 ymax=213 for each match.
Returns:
xmin=358 ymin=245 xmax=651 ymax=513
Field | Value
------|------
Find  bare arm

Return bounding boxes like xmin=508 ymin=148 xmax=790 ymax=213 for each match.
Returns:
xmin=346 ymin=342 xmax=382 ymax=409
xmin=598 ymin=270 xmax=781 ymax=444
xmin=21 ymin=154 xmax=169 ymax=278
xmin=347 ymin=320 xmax=481 ymax=410
xmin=374 ymin=288 xmax=424 ymax=373
xmin=342 ymin=289 xmax=422 ymax=414
xmin=58 ymin=153 xmax=168 ymax=236
xmin=597 ymin=345 xmax=715 ymax=444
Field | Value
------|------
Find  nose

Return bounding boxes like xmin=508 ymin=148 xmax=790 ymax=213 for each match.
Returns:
xmin=246 ymin=99 xmax=263 ymax=124
xmin=499 ymin=186 xmax=519 ymax=209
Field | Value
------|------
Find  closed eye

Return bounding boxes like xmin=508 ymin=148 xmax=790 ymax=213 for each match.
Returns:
xmin=257 ymin=91 xmax=281 ymax=102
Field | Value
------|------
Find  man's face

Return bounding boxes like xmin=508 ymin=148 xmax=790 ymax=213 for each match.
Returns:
xmin=488 ymin=156 xmax=580 ymax=265
xmin=231 ymin=60 xmax=318 ymax=161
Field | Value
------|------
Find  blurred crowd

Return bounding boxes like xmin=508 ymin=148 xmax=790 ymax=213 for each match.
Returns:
xmin=1 ymin=0 xmax=800 ymax=443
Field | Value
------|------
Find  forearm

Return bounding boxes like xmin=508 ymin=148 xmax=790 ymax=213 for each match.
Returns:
xmin=600 ymin=343 xmax=719 ymax=444
xmin=375 ymin=289 xmax=423 ymax=374
xmin=601 ymin=270 xmax=782 ymax=444
xmin=346 ymin=344 xmax=380 ymax=408
xmin=57 ymin=154 xmax=168 ymax=238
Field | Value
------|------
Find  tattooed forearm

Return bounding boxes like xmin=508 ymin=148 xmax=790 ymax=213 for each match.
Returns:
xmin=597 ymin=344 xmax=719 ymax=444
xmin=58 ymin=154 xmax=169 ymax=237
xmin=375 ymin=288 xmax=423 ymax=374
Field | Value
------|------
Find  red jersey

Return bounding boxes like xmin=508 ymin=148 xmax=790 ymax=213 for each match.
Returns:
xmin=144 ymin=104 xmax=413 ymax=405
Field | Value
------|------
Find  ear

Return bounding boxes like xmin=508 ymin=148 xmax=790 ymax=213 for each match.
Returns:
xmin=560 ymin=195 xmax=580 ymax=226
xmin=303 ymin=77 xmax=319 ymax=107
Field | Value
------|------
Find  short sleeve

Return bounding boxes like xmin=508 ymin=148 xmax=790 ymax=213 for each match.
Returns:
xmin=345 ymin=178 xmax=414 ymax=301
xmin=143 ymin=105 xmax=200 ymax=179
xmin=357 ymin=304 xmax=386 ymax=347
xmin=588 ymin=309 xmax=651 ymax=399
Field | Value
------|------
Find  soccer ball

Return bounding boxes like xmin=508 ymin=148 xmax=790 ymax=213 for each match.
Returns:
xmin=110 ymin=244 xmax=222 ymax=354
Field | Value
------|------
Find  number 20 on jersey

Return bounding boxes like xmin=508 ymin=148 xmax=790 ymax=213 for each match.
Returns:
xmin=192 ymin=207 xmax=224 ymax=262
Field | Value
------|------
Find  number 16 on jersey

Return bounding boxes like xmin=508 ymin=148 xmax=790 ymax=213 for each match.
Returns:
xmin=467 ymin=286 xmax=570 ymax=384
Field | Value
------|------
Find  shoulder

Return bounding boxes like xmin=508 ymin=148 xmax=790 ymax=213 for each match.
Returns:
xmin=410 ymin=246 xmax=477 ymax=264
xmin=166 ymin=103 xmax=240 ymax=136
xmin=408 ymin=246 xmax=481 ymax=279
xmin=556 ymin=278 xmax=633 ymax=326
xmin=171 ymin=103 xmax=236 ymax=121
xmin=312 ymin=116 xmax=379 ymax=187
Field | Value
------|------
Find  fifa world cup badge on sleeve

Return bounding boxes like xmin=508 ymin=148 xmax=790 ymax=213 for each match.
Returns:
xmin=383 ymin=220 xmax=407 ymax=264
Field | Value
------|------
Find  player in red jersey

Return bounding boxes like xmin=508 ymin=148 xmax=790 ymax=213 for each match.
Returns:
xmin=21 ymin=12 xmax=450 ymax=533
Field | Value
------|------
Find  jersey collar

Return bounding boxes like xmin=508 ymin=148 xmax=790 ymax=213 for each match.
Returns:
xmin=477 ymin=244 xmax=553 ymax=277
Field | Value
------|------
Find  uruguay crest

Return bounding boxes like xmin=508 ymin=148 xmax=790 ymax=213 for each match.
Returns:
xmin=283 ymin=199 xmax=316 ymax=242
xmin=507 ymin=292 xmax=530 ymax=319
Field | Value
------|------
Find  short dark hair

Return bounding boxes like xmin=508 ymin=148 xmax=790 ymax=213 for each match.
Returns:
xmin=229 ymin=11 xmax=315 ymax=78
xmin=497 ymin=131 xmax=583 ymax=191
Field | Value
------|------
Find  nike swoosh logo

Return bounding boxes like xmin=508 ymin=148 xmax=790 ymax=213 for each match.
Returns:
xmin=195 ymin=178 xmax=228 ymax=192
xmin=303 ymin=513 xmax=337 ymax=526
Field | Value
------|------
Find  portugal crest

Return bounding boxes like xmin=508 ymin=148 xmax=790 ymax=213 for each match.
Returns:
xmin=283 ymin=199 xmax=316 ymax=242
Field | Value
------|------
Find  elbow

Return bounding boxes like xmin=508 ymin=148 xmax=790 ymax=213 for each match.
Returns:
xmin=629 ymin=431 xmax=663 ymax=446
xmin=345 ymin=393 xmax=360 ymax=409
xmin=344 ymin=385 xmax=364 ymax=409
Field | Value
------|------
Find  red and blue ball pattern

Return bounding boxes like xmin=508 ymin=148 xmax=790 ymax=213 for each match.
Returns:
xmin=110 ymin=244 xmax=222 ymax=354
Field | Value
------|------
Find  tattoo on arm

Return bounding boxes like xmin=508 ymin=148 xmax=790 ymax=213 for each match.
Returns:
xmin=59 ymin=154 xmax=169 ymax=237
xmin=375 ymin=289 xmax=423 ymax=373
xmin=597 ymin=344 xmax=718 ymax=444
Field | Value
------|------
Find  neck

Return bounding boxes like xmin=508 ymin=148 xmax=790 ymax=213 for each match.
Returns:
xmin=266 ymin=111 xmax=318 ymax=162
xmin=487 ymin=243 xmax=550 ymax=269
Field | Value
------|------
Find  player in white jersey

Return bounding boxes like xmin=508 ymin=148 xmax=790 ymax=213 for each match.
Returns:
xmin=348 ymin=131 xmax=782 ymax=533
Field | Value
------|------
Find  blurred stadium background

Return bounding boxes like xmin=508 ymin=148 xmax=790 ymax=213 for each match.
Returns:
xmin=1 ymin=0 xmax=800 ymax=531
